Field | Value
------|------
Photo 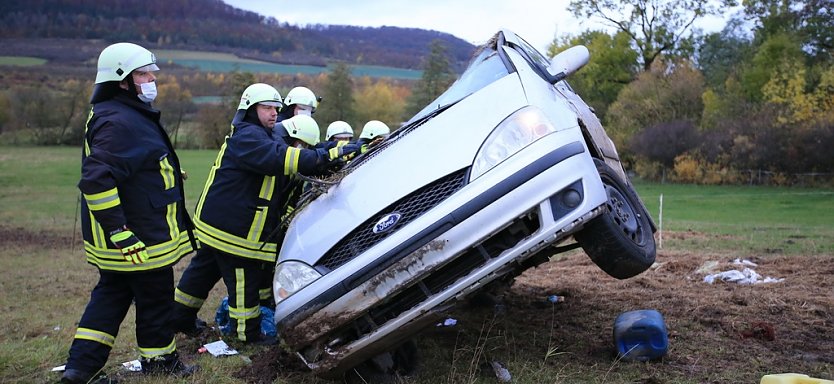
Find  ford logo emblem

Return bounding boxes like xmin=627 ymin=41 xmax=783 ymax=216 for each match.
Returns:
xmin=373 ymin=213 xmax=402 ymax=234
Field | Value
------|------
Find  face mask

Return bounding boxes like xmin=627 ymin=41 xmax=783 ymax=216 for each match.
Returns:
xmin=136 ymin=81 xmax=158 ymax=103
xmin=295 ymin=105 xmax=313 ymax=116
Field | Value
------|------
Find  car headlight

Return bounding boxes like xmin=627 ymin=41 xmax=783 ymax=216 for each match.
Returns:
xmin=470 ymin=106 xmax=558 ymax=181
xmin=273 ymin=261 xmax=322 ymax=303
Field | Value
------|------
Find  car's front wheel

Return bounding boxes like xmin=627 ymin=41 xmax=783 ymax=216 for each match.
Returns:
xmin=575 ymin=159 xmax=656 ymax=279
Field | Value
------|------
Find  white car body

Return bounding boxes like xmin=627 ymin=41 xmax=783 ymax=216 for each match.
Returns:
xmin=273 ymin=29 xmax=655 ymax=377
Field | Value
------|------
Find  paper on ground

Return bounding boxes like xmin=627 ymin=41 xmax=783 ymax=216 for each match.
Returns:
xmin=122 ymin=359 xmax=142 ymax=372
xmin=704 ymin=267 xmax=784 ymax=285
xmin=204 ymin=340 xmax=238 ymax=356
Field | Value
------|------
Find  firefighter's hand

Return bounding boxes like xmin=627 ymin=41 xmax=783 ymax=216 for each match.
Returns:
xmin=109 ymin=227 xmax=149 ymax=264
xmin=328 ymin=143 xmax=366 ymax=161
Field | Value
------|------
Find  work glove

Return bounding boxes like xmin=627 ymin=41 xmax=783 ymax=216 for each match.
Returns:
xmin=109 ymin=226 xmax=149 ymax=264
xmin=328 ymin=143 xmax=367 ymax=161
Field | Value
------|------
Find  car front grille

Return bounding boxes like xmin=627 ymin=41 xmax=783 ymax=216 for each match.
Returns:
xmin=315 ymin=168 xmax=469 ymax=271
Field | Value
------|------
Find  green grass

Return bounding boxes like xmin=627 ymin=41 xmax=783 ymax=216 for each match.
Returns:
xmin=0 ymin=56 xmax=47 ymax=66
xmin=1 ymin=145 xmax=832 ymax=383
xmin=154 ymin=49 xmax=422 ymax=80
xmin=635 ymin=182 xmax=834 ymax=256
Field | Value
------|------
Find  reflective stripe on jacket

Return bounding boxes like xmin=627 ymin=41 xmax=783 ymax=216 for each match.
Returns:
xmin=194 ymin=117 xmax=326 ymax=263
xmin=79 ymin=91 xmax=195 ymax=272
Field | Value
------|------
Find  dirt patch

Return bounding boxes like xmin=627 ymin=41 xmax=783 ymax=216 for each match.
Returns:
xmin=225 ymin=248 xmax=833 ymax=383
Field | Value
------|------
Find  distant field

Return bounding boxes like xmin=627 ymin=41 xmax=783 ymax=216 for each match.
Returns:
xmin=154 ymin=49 xmax=422 ymax=80
xmin=0 ymin=56 xmax=47 ymax=66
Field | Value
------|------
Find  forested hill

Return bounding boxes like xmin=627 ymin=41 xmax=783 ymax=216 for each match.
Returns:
xmin=0 ymin=0 xmax=476 ymax=70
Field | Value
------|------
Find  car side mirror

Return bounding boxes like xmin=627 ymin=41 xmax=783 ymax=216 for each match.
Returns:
xmin=547 ymin=45 xmax=590 ymax=84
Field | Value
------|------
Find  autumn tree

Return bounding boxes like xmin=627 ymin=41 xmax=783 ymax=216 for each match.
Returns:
xmin=606 ymin=59 xmax=706 ymax=151
xmin=316 ymin=62 xmax=356 ymax=127
xmin=156 ymin=75 xmax=195 ymax=147
xmin=569 ymin=0 xmax=737 ymax=71
xmin=353 ymin=77 xmax=407 ymax=129
xmin=403 ymin=40 xmax=456 ymax=120
xmin=548 ymin=30 xmax=639 ymax=120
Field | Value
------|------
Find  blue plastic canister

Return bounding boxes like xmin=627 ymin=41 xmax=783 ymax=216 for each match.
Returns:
xmin=613 ymin=309 xmax=669 ymax=361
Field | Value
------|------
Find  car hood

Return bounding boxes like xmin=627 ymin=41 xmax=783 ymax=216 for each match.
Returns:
xmin=279 ymin=74 xmax=529 ymax=265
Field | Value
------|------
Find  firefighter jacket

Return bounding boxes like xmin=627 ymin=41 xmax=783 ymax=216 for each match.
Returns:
xmin=193 ymin=114 xmax=331 ymax=263
xmin=79 ymin=90 xmax=196 ymax=272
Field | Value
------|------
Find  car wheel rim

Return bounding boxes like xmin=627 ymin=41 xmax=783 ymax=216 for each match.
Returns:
xmin=604 ymin=184 xmax=640 ymax=241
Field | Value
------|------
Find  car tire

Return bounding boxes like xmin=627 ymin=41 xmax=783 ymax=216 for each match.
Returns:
xmin=575 ymin=159 xmax=656 ymax=279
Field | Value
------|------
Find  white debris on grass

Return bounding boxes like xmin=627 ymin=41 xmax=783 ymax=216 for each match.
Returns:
xmin=203 ymin=340 xmax=238 ymax=356
xmin=704 ymin=267 xmax=784 ymax=285
xmin=732 ymin=258 xmax=758 ymax=267
xmin=122 ymin=360 xmax=142 ymax=372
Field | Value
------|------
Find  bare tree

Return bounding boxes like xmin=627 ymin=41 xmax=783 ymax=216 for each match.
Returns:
xmin=569 ymin=0 xmax=737 ymax=70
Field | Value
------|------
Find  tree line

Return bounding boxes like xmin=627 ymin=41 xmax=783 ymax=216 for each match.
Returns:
xmin=0 ymin=40 xmax=456 ymax=151
xmin=0 ymin=0 xmax=474 ymax=70
xmin=551 ymin=0 xmax=833 ymax=186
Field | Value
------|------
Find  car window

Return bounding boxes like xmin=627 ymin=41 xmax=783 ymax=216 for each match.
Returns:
xmin=407 ymin=46 xmax=509 ymax=124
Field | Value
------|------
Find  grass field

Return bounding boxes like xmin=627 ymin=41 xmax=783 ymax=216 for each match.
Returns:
xmin=156 ymin=49 xmax=424 ymax=80
xmin=0 ymin=51 xmax=423 ymax=80
xmin=1 ymin=145 xmax=832 ymax=383
xmin=0 ymin=56 xmax=47 ymax=67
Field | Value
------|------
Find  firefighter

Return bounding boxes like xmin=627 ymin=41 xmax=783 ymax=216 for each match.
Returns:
xmin=62 ymin=42 xmax=198 ymax=384
xmin=326 ymin=120 xmax=354 ymax=142
xmin=357 ymin=120 xmax=390 ymax=146
xmin=171 ymin=83 xmax=362 ymax=344
xmin=276 ymin=85 xmax=320 ymax=122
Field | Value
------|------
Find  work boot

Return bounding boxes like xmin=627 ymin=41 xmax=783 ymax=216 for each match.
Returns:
xmin=172 ymin=316 xmax=208 ymax=336
xmin=60 ymin=369 xmax=117 ymax=384
xmin=140 ymin=352 xmax=199 ymax=377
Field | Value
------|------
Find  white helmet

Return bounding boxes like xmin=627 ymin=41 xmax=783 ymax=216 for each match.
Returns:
xmin=360 ymin=120 xmax=390 ymax=140
xmin=284 ymin=86 xmax=319 ymax=111
xmin=284 ymin=115 xmax=321 ymax=146
xmin=95 ymin=42 xmax=159 ymax=84
xmin=238 ymin=83 xmax=282 ymax=110
xmin=326 ymin=121 xmax=354 ymax=141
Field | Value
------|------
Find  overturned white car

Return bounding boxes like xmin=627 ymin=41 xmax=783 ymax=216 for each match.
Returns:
xmin=273 ymin=29 xmax=656 ymax=378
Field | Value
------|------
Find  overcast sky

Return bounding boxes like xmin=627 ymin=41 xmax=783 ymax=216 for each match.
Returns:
xmin=221 ymin=0 xmax=732 ymax=54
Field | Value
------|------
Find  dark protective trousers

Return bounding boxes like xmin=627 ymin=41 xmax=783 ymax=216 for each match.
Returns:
xmin=173 ymin=245 xmax=269 ymax=341
xmin=66 ymin=268 xmax=176 ymax=374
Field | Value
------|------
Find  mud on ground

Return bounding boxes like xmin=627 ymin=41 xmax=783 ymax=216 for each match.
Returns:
xmin=238 ymin=243 xmax=833 ymax=383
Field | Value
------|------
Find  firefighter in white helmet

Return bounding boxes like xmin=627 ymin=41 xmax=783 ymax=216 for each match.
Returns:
xmin=64 ymin=42 xmax=198 ymax=384
xmin=357 ymin=120 xmax=391 ymax=146
xmin=277 ymin=86 xmax=321 ymax=123
xmin=172 ymin=84 xmax=361 ymax=345
xmin=326 ymin=120 xmax=354 ymax=142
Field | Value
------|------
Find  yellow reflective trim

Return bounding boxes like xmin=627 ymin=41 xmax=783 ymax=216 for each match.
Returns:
xmin=158 ymin=156 xmax=175 ymax=190
xmin=246 ymin=206 xmax=267 ymax=242
xmin=90 ymin=210 xmax=106 ymax=248
xmin=165 ymin=196 xmax=178 ymax=243
xmin=74 ymin=327 xmax=115 ymax=347
xmin=174 ymin=288 xmax=205 ymax=309
xmin=84 ymin=232 xmax=193 ymax=272
xmin=259 ymin=288 xmax=271 ymax=300
xmin=195 ymin=143 xmax=226 ymax=220
xmin=84 ymin=188 xmax=120 ymax=211
xmin=84 ymin=108 xmax=94 ymax=156
xmin=284 ymin=147 xmax=300 ymax=176
xmin=138 ymin=338 xmax=176 ymax=358
xmin=193 ymin=218 xmax=277 ymax=262
xmin=329 ymin=147 xmax=339 ymax=160
xmin=258 ymin=175 xmax=275 ymax=201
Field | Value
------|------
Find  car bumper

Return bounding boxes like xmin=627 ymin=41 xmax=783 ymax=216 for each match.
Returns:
xmin=275 ymin=129 xmax=607 ymax=374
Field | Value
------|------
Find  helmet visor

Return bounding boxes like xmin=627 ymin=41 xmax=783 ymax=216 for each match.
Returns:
xmin=135 ymin=63 xmax=160 ymax=73
xmin=259 ymin=101 xmax=281 ymax=107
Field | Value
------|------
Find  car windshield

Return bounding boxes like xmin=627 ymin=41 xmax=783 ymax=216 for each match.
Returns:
xmin=406 ymin=43 xmax=509 ymax=124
